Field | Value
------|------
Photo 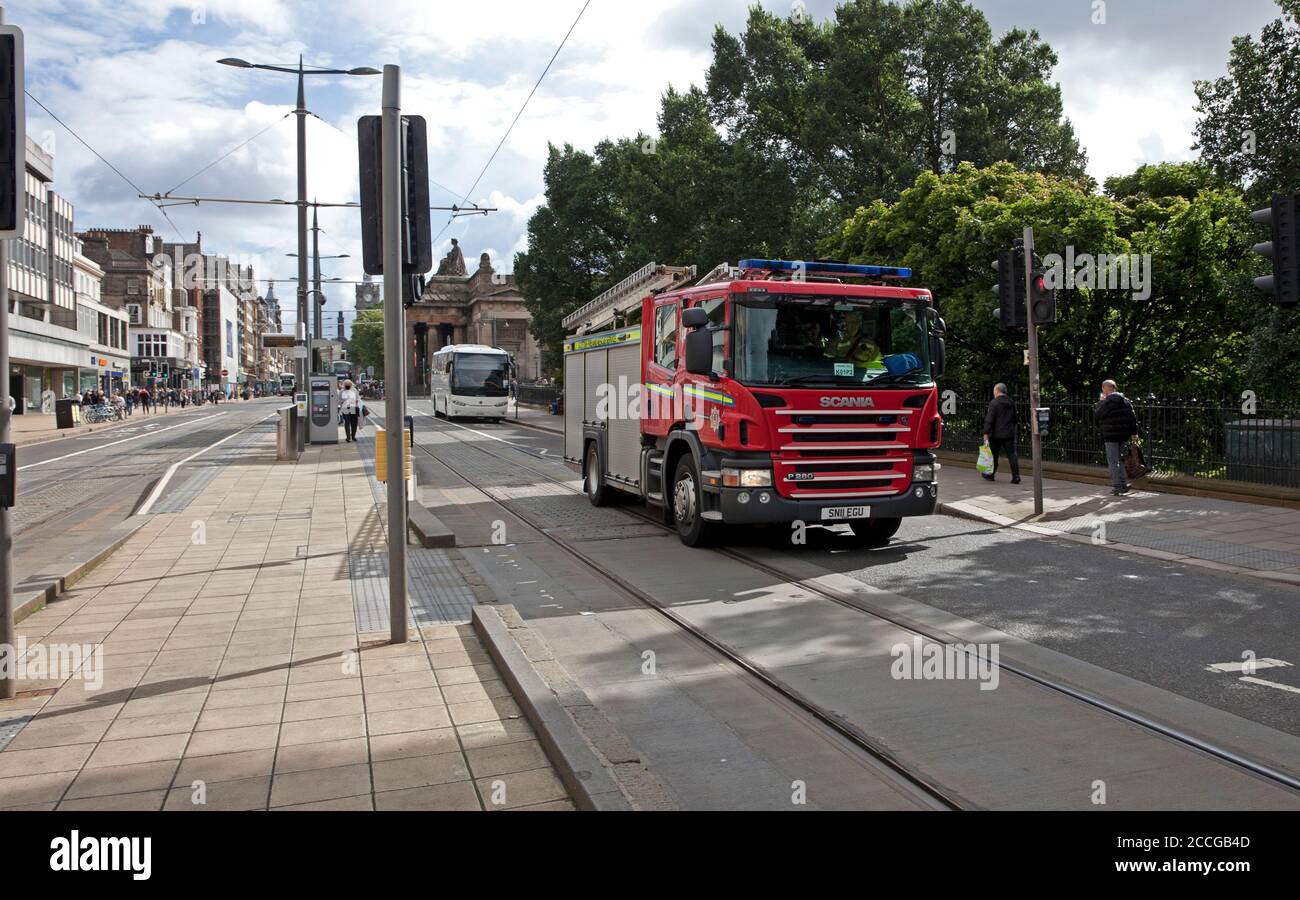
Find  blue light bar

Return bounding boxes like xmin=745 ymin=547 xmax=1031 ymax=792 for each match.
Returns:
xmin=738 ymin=258 xmax=912 ymax=279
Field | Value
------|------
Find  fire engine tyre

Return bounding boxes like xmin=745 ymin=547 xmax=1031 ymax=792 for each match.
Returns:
xmin=847 ymin=517 xmax=901 ymax=546
xmin=585 ymin=444 xmax=611 ymax=507
xmin=672 ymin=455 xmax=714 ymax=547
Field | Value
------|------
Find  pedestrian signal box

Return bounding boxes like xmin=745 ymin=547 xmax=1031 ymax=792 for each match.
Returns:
xmin=1035 ymin=407 xmax=1051 ymax=437
xmin=0 ymin=442 xmax=15 ymax=508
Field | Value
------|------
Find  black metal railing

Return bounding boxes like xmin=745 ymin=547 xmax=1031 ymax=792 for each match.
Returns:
xmin=941 ymin=393 xmax=1300 ymax=488
xmin=516 ymin=383 xmax=561 ymax=407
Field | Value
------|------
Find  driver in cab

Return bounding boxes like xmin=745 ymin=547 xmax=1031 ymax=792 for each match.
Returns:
xmin=827 ymin=315 xmax=883 ymax=370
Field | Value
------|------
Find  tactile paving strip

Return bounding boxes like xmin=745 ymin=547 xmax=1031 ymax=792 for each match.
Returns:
xmin=0 ymin=715 xmax=33 ymax=753
xmin=149 ymin=424 xmax=279 ymax=514
xmin=350 ymin=547 xmax=475 ymax=631
xmin=350 ymin=427 xmax=476 ymax=631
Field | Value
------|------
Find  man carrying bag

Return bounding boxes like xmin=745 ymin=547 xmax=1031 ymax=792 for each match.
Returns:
xmin=1094 ymin=380 xmax=1140 ymax=496
xmin=981 ymin=383 xmax=1020 ymax=484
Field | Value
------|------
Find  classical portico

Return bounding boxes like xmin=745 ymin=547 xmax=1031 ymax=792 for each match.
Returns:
xmin=404 ymin=240 xmax=540 ymax=393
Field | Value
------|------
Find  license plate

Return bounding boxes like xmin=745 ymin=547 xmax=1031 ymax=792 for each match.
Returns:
xmin=820 ymin=506 xmax=871 ymax=521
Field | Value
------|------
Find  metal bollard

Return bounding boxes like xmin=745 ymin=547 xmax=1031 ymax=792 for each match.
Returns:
xmin=277 ymin=405 xmax=300 ymax=460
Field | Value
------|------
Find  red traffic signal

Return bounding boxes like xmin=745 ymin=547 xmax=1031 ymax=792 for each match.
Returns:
xmin=1030 ymin=270 xmax=1056 ymax=325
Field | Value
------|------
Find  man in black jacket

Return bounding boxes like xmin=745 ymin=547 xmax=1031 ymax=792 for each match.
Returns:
xmin=982 ymin=383 xmax=1020 ymax=484
xmin=1094 ymin=380 xmax=1139 ymax=495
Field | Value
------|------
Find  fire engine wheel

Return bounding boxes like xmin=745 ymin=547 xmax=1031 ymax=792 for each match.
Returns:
xmin=672 ymin=455 xmax=713 ymax=547
xmin=585 ymin=444 xmax=611 ymax=507
xmin=847 ymin=517 xmax=901 ymax=546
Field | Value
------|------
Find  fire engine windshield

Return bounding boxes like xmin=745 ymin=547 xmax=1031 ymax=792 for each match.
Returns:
xmin=733 ymin=295 xmax=931 ymax=387
xmin=452 ymin=353 xmax=510 ymax=396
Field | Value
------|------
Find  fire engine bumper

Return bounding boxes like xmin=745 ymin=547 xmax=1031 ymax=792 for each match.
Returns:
xmin=711 ymin=481 xmax=939 ymax=525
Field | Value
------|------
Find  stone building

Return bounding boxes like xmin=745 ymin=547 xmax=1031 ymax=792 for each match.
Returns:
xmin=405 ymin=239 xmax=539 ymax=392
xmin=79 ymin=225 xmax=194 ymax=391
xmin=6 ymin=136 xmax=128 ymax=410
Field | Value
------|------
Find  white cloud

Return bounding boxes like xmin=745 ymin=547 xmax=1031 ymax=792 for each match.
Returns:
xmin=11 ymin=0 xmax=1281 ymax=300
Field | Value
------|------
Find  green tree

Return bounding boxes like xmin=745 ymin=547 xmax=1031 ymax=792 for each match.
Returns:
xmin=514 ymin=143 xmax=633 ymax=375
xmin=349 ymin=306 xmax=385 ymax=374
xmin=706 ymin=0 xmax=1087 ymax=212
xmin=1194 ymin=0 xmax=1300 ymax=204
xmin=823 ymin=161 xmax=1255 ymax=399
xmin=1194 ymin=0 xmax=1300 ymax=399
xmin=516 ymin=0 xmax=1086 ymax=371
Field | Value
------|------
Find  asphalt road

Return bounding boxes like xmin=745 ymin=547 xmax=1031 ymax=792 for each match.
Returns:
xmin=411 ymin=405 xmax=1300 ymax=737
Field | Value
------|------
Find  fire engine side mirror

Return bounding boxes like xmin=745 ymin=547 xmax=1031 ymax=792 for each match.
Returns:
xmin=930 ymin=334 xmax=946 ymax=379
xmin=684 ymin=329 xmax=713 ymax=377
xmin=682 ymin=307 xmax=708 ymax=328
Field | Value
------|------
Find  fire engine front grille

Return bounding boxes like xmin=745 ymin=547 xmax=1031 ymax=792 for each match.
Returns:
xmin=769 ymin=406 xmax=916 ymax=498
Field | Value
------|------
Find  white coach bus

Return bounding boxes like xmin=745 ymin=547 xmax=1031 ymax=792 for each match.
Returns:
xmin=430 ymin=344 xmax=512 ymax=420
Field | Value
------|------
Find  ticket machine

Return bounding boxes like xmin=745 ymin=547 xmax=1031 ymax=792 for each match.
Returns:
xmin=307 ymin=375 xmax=338 ymax=444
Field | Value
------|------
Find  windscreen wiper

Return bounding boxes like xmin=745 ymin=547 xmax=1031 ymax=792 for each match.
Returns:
xmin=777 ymin=374 xmax=863 ymax=386
xmin=861 ymin=366 xmax=928 ymax=386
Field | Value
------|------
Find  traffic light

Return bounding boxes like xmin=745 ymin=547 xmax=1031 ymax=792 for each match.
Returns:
xmin=1251 ymin=193 xmax=1299 ymax=307
xmin=991 ymin=247 xmax=1026 ymax=330
xmin=0 ymin=24 xmax=26 ymax=240
xmin=1029 ymin=268 xmax=1056 ymax=325
xmin=357 ymin=114 xmax=432 ymax=277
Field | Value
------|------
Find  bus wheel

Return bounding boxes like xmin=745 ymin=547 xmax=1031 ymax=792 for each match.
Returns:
xmin=672 ymin=455 xmax=713 ymax=547
xmin=848 ymin=517 xmax=901 ymax=546
xmin=585 ymin=444 xmax=610 ymax=507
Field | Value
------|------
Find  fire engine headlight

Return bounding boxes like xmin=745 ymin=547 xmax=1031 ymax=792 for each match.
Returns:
xmin=912 ymin=463 xmax=937 ymax=482
xmin=723 ymin=467 xmax=772 ymax=488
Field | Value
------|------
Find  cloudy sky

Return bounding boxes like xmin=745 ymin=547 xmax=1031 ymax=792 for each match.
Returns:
xmin=12 ymin=0 xmax=1285 ymax=334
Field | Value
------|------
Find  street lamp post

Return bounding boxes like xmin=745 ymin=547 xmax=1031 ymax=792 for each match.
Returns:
xmin=216 ymin=56 xmax=378 ymax=408
xmin=288 ymin=242 xmax=348 ymax=374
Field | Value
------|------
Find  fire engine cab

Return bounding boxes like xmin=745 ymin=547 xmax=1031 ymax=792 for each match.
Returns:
xmin=563 ymin=259 xmax=946 ymax=547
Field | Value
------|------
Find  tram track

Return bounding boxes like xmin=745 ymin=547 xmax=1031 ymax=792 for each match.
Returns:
xmin=390 ymin=404 xmax=1300 ymax=808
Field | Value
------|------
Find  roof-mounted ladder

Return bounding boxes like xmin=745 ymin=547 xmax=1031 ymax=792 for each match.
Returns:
xmin=563 ymin=262 xmax=696 ymax=335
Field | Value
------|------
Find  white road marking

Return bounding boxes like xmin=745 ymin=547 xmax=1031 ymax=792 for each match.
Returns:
xmin=1206 ymin=658 xmax=1292 ymax=673
xmin=135 ymin=412 xmax=276 ymax=516
xmin=389 ymin=402 xmax=549 ymax=457
xmin=19 ymin=413 xmax=228 ymax=470
xmin=1239 ymin=676 xmax=1300 ymax=695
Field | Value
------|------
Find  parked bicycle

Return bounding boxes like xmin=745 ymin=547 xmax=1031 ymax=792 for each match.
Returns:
xmin=81 ymin=403 xmax=123 ymax=424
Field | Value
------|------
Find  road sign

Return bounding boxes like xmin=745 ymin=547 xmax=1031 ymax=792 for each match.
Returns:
xmin=221 ymin=368 xmax=229 ymax=377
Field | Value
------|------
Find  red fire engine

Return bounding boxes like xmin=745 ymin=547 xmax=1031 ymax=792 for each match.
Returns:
xmin=563 ymin=259 xmax=946 ymax=546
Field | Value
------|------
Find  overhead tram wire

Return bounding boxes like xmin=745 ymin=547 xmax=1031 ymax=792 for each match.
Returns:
xmin=431 ymin=0 xmax=593 ymax=246
xmin=25 ymin=91 xmax=189 ymax=241
xmin=165 ymin=112 xmax=292 ymax=196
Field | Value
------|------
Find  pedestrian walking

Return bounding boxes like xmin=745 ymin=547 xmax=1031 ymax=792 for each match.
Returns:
xmin=1094 ymin=379 xmax=1139 ymax=496
xmin=981 ymin=382 xmax=1020 ymax=484
xmin=339 ymin=379 xmax=361 ymax=443
xmin=139 ymin=387 xmax=150 ymax=414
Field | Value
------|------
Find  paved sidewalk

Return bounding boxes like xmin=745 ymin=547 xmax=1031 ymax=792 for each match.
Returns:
xmin=505 ymin=400 xmax=562 ymax=434
xmin=938 ymin=462 xmax=1300 ymax=585
xmin=0 ymin=429 xmax=572 ymax=811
